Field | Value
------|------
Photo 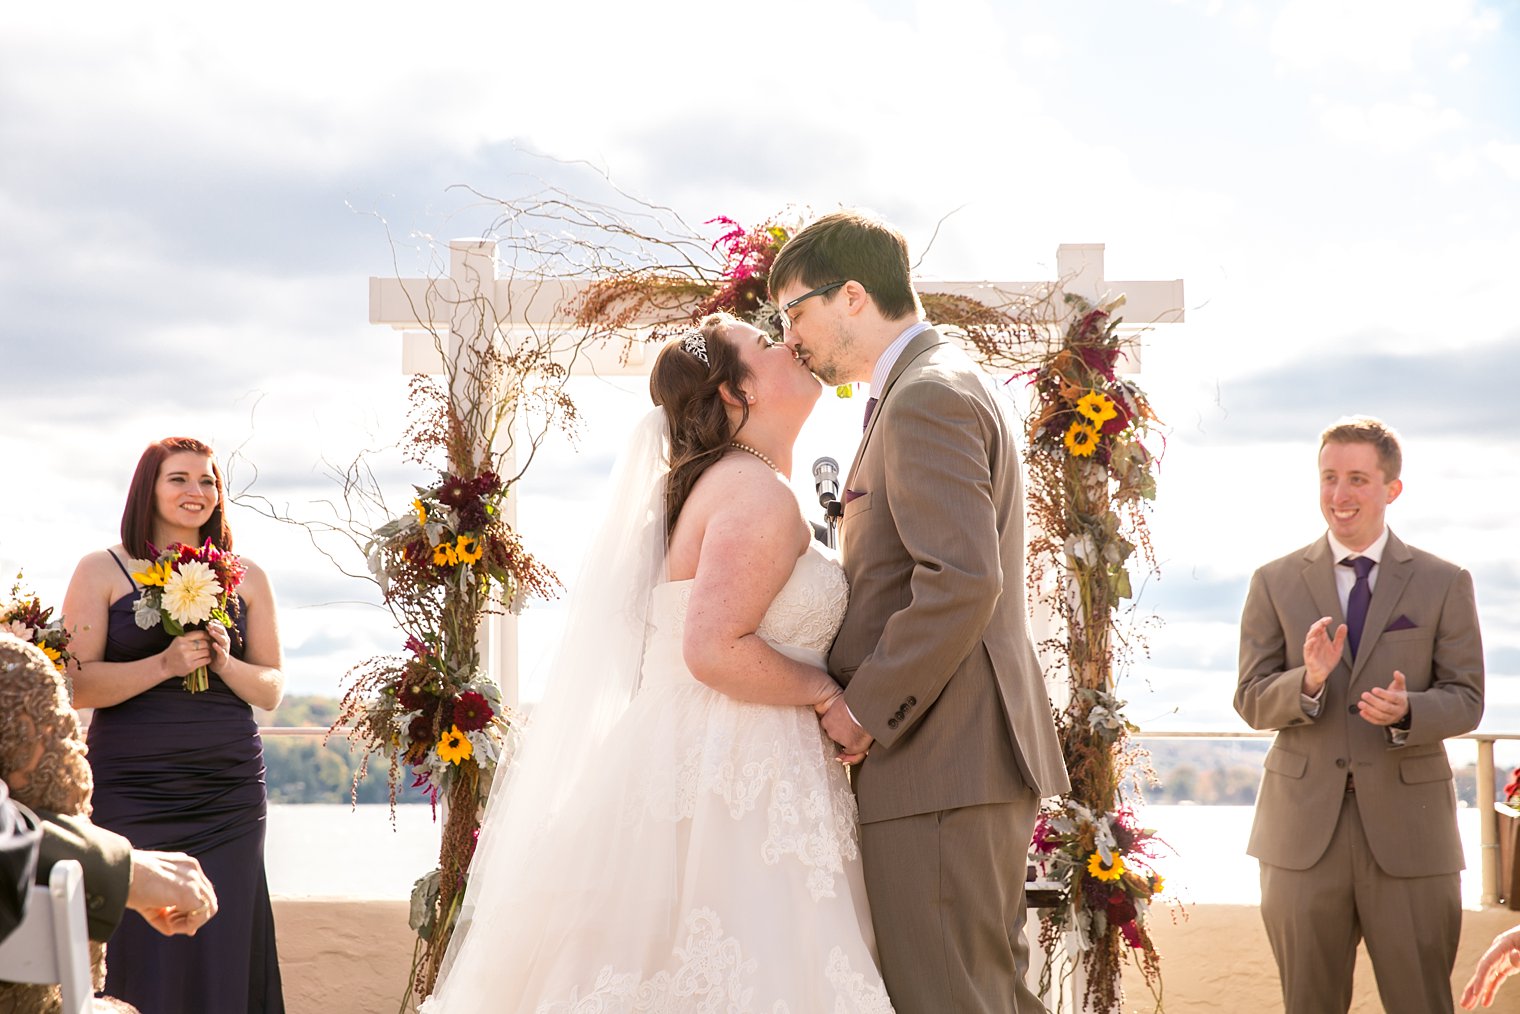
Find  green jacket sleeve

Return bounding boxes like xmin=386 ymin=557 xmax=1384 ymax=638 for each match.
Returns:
xmin=34 ymin=807 xmax=133 ymax=942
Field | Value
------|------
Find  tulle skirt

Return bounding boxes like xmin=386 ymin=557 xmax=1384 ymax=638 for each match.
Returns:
xmin=422 ymin=679 xmax=894 ymax=1013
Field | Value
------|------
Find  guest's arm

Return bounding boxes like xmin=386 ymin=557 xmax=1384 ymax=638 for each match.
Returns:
xmin=0 ymin=780 xmax=41 ymax=942
xmin=33 ymin=806 xmax=132 ymax=941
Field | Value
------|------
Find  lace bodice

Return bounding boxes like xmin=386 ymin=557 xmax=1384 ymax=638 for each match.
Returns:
xmin=643 ymin=546 xmax=848 ymax=687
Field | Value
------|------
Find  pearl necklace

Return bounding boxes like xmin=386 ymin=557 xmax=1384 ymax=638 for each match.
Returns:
xmin=729 ymin=441 xmax=779 ymax=473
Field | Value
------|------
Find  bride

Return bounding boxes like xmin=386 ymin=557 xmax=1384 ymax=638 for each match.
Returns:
xmin=421 ymin=312 xmax=894 ymax=1013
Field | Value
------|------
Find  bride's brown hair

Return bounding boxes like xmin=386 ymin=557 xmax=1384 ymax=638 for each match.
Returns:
xmin=650 ymin=312 xmax=752 ymax=539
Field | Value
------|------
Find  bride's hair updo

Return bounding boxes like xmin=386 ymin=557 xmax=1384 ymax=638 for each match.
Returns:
xmin=650 ymin=312 xmax=753 ymax=539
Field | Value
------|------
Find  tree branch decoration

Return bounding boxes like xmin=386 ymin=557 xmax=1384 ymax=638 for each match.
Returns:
xmin=1018 ymin=295 xmax=1169 ymax=1013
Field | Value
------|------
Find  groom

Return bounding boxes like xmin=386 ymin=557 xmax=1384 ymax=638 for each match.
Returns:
xmin=772 ymin=211 xmax=1068 ymax=1013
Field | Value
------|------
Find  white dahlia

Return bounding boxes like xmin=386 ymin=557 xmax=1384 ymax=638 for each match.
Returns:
xmin=161 ymin=560 xmax=223 ymax=626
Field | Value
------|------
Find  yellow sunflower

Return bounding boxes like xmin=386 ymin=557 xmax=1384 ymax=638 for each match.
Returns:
xmin=1151 ymin=875 xmax=1164 ymax=896
xmin=1087 ymin=851 xmax=1126 ymax=882
xmin=1064 ymin=422 xmax=1101 ymax=458
xmin=132 ymin=560 xmax=173 ymax=587
xmin=413 ymin=498 xmax=428 ymax=525
xmin=1076 ymin=391 xmax=1119 ymax=426
xmin=433 ymin=542 xmax=459 ymax=567
xmin=436 ymin=726 xmax=473 ymax=765
xmin=454 ymin=535 xmax=483 ymax=565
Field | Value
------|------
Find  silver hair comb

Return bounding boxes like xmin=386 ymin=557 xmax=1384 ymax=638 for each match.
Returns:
xmin=680 ymin=329 xmax=710 ymax=365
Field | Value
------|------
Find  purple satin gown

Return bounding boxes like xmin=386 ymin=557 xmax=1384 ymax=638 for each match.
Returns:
xmin=87 ymin=551 xmax=284 ymax=1013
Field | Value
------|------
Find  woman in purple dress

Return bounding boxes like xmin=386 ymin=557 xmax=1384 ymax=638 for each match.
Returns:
xmin=63 ymin=436 xmax=286 ymax=1013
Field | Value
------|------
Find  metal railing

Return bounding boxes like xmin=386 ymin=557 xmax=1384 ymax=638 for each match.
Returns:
xmin=261 ymin=725 xmax=1520 ymax=906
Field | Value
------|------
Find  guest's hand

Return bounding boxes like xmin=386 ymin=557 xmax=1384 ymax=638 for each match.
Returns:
xmin=206 ymin=621 xmax=232 ymax=672
xmin=127 ymin=849 xmax=218 ymax=936
xmin=1461 ymin=925 xmax=1520 ymax=1008
xmin=820 ymin=696 xmax=873 ymax=765
xmin=159 ymin=631 xmax=213 ymax=680
xmin=1302 ymin=616 xmax=1345 ymax=695
xmin=1358 ymin=671 xmax=1409 ymax=727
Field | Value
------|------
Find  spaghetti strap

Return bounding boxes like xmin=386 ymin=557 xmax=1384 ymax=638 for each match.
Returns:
xmin=106 ymin=549 xmax=138 ymax=588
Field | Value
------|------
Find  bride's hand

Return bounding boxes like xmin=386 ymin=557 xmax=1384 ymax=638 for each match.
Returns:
xmin=815 ymin=687 xmax=845 ymax=717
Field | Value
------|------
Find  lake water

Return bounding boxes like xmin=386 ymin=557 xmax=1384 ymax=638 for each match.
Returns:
xmin=266 ymin=803 xmax=1487 ymax=907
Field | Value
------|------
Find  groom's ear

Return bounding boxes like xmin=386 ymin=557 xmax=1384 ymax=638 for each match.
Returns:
xmin=841 ymin=279 xmax=872 ymax=316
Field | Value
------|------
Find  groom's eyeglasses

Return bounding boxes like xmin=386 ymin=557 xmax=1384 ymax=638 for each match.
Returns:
xmin=775 ymin=281 xmax=847 ymax=333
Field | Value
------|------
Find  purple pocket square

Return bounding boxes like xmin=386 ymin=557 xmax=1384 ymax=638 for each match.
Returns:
xmin=844 ymin=488 xmax=865 ymax=504
xmin=1384 ymin=614 xmax=1417 ymax=632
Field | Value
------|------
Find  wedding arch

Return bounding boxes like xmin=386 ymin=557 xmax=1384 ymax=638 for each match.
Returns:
xmin=353 ymin=206 xmax=1184 ymax=1011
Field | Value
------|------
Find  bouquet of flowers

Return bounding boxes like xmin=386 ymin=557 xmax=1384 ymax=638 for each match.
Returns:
xmin=341 ymin=466 xmax=554 ymax=808
xmin=0 ymin=579 xmax=74 ymax=674
xmin=131 ymin=539 xmax=245 ymax=692
xmin=1031 ymin=803 xmax=1166 ymax=983
xmin=1505 ymin=766 xmax=1520 ymax=807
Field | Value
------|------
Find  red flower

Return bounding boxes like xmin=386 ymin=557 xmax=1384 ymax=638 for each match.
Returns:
xmin=1031 ymin=818 xmax=1058 ymax=855
xmin=437 ymin=475 xmax=472 ymax=507
xmin=406 ymin=714 xmax=435 ymax=750
xmin=404 ymin=635 xmax=431 ymax=658
xmin=1119 ymin=919 xmax=1144 ymax=949
xmin=452 ymin=691 xmax=494 ymax=733
xmin=471 ymin=471 xmax=502 ymax=497
xmin=1505 ymin=766 xmax=1520 ymax=802
xmin=1100 ymin=391 xmax=1133 ymax=436
xmin=1106 ymin=890 xmax=1137 ymax=926
xmin=1077 ymin=344 xmax=1120 ymax=380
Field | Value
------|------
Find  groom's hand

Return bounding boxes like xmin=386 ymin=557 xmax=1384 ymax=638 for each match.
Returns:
xmin=820 ymin=697 xmax=873 ymax=763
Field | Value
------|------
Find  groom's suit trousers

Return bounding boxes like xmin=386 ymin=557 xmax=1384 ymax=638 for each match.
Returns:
xmin=858 ymin=792 xmax=1043 ymax=1014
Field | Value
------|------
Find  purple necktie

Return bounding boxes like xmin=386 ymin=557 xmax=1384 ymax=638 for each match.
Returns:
xmin=1340 ymin=556 xmax=1376 ymax=657
xmin=862 ymin=397 xmax=878 ymax=433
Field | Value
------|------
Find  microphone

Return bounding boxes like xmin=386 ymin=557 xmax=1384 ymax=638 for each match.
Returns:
xmin=812 ymin=456 xmax=841 ymax=507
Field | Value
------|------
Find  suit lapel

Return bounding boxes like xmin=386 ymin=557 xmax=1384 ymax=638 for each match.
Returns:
xmin=1300 ymin=537 xmax=1343 ymax=635
xmin=1350 ymin=530 xmax=1414 ymax=683
xmin=844 ymin=327 xmax=947 ymax=492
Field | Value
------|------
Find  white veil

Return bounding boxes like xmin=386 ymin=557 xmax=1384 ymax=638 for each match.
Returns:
xmin=433 ymin=408 xmax=670 ymax=988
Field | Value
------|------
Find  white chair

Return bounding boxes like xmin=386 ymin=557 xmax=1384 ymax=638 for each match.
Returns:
xmin=0 ymin=859 xmax=92 ymax=1014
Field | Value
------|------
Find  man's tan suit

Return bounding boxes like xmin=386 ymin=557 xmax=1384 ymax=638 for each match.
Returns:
xmin=1236 ymin=530 xmax=1484 ymax=1014
xmin=830 ymin=328 xmax=1068 ymax=1014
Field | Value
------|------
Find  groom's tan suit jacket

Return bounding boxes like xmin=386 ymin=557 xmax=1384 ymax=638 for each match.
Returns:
xmin=1235 ymin=530 xmax=1484 ymax=876
xmin=830 ymin=328 xmax=1069 ymax=824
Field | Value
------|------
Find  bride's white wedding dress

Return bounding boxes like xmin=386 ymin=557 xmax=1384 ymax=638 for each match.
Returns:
xmin=422 ymin=545 xmax=894 ymax=1013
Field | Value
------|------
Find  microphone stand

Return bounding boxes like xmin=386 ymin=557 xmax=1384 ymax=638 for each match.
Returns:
xmin=813 ymin=497 xmax=843 ymax=549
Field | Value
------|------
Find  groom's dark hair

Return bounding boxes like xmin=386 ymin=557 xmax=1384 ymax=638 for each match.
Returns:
xmin=770 ymin=210 xmax=919 ymax=321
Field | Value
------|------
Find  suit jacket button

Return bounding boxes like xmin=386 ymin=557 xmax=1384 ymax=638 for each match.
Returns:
xmin=1335 ymin=758 xmax=1348 ymax=768
xmin=1348 ymin=704 xmax=1358 ymax=714
xmin=906 ymin=696 xmax=916 ymax=706
xmin=888 ymin=718 xmax=899 ymax=730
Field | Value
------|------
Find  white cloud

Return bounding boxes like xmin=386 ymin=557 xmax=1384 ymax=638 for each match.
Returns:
xmin=1486 ymin=141 xmax=1520 ymax=181
xmin=1315 ymin=93 xmax=1467 ymax=153
xmin=1270 ymin=0 xmax=1502 ymax=74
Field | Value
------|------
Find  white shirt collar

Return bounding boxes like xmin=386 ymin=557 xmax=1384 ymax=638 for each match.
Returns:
xmin=868 ymin=321 xmax=932 ymax=395
xmin=1327 ymin=526 xmax=1389 ymax=565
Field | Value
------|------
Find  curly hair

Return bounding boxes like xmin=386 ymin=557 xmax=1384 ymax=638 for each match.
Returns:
xmin=649 ymin=313 xmax=752 ymax=539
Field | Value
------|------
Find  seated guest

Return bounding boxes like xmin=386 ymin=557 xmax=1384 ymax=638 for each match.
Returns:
xmin=0 ymin=634 xmax=218 ymax=1012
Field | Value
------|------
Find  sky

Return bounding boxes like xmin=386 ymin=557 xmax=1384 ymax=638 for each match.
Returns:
xmin=1 ymin=0 xmax=1517 ymax=762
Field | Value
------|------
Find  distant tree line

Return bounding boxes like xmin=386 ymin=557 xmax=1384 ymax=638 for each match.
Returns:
xmin=258 ymin=695 xmax=430 ymax=805
xmin=257 ymin=696 xmax=1501 ymax=807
